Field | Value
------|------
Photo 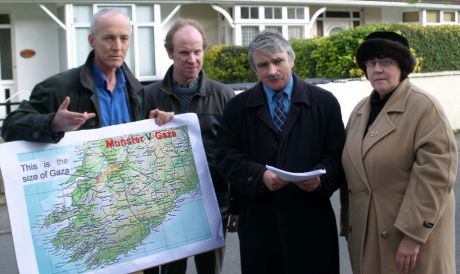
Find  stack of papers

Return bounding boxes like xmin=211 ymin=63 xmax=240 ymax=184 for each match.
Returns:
xmin=266 ymin=165 xmax=326 ymax=182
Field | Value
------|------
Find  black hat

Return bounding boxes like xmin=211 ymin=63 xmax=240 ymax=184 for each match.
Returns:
xmin=356 ymin=31 xmax=415 ymax=78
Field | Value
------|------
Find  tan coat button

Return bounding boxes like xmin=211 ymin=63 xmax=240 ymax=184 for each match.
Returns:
xmin=380 ymin=231 xmax=389 ymax=239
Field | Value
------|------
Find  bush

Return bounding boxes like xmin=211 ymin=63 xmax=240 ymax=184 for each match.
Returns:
xmin=291 ymin=38 xmax=317 ymax=78
xmin=204 ymin=24 xmax=460 ymax=82
xmin=397 ymin=24 xmax=460 ymax=72
xmin=203 ymin=45 xmax=256 ymax=84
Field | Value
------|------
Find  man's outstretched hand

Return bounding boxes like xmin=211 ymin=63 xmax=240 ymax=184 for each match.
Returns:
xmin=51 ymin=97 xmax=96 ymax=132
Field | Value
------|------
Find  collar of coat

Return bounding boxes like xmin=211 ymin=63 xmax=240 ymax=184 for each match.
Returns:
xmin=160 ymin=65 xmax=213 ymax=98
xmin=79 ymin=50 xmax=143 ymax=94
xmin=356 ymin=78 xmax=412 ymax=116
xmin=244 ymin=73 xmax=312 ymax=109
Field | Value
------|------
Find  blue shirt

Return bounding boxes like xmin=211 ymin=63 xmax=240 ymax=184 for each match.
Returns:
xmin=263 ymin=74 xmax=294 ymax=119
xmin=92 ymin=62 xmax=132 ymax=127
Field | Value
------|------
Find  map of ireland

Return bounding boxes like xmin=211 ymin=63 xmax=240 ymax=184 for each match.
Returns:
xmin=0 ymin=114 xmax=224 ymax=274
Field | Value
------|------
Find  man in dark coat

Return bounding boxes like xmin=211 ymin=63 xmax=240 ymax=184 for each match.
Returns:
xmin=1 ymin=8 xmax=157 ymax=142
xmin=216 ymin=30 xmax=345 ymax=274
xmin=143 ymin=19 xmax=234 ymax=274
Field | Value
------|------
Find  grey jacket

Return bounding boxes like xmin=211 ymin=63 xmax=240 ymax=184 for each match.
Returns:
xmin=1 ymin=51 xmax=144 ymax=143
xmin=143 ymin=66 xmax=234 ymax=218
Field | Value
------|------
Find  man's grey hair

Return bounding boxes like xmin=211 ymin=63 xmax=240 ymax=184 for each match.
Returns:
xmin=248 ymin=30 xmax=296 ymax=70
xmin=90 ymin=8 xmax=131 ymax=35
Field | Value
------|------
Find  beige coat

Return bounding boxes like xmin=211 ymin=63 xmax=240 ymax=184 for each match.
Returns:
xmin=341 ymin=79 xmax=457 ymax=274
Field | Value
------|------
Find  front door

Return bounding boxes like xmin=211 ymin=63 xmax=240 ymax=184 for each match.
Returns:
xmin=0 ymin=13 xmax=15 ymax=125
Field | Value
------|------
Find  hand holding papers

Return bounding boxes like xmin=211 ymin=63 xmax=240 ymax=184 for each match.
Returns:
xmin=266 ymin=165 xmax=326 ymax=183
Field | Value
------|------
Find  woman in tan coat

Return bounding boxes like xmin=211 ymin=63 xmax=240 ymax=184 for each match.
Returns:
xmin=341 ymin=31 xmax=457 ymax=274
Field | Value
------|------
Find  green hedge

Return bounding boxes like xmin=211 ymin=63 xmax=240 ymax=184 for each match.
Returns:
xmin=204 ymin=24 xmax=460 ymax=83
xmin=203 ymin=45 xmax=256 ymax=84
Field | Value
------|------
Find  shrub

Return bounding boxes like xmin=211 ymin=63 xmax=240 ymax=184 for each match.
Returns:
xmin=204 ymin=24 xmax=460 ymax=82
xmin=291 ymin=38 xmax=318 ymax=78
xmin=203 ymin=45 xmax=256 ymax=84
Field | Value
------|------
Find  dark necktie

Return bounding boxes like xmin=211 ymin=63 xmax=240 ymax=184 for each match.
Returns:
xmin=273 ymin=91 xmax=287 ymax=132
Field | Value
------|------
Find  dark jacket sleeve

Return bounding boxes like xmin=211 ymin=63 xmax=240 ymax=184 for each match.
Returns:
xmin=312 ymin=90 xmax=346 ymax=198
xmin=340 ymin=183 xmax=349 ymax=238
xmin=2 ymin=77 xmax=68 ymax=143
xmin=215 ymin=94 xmax=269 ymax=200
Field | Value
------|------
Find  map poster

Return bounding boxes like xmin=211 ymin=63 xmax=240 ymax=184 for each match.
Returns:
xmin=0 ymin=113 xmax=224 ymax=274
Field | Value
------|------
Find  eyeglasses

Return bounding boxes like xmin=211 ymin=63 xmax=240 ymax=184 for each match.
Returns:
xmin=363 ymin=58 xmax=394 ymax=68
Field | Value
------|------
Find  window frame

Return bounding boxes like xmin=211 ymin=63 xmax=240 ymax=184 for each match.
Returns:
xmin=426 ymin=9 xmax=441 ymax=24
xmin=442 ymin=10 xmax=458 ymax=24
xmin=235 ymin=5 xmax=309 ymax=45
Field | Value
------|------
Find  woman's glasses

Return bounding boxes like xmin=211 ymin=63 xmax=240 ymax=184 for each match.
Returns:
xmin=364 ymin=58 xmax=394 ymax=68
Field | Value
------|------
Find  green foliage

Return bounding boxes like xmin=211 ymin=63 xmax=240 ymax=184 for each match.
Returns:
xmin=396 ymin=24 xmax=460 ymax=72
xmin=204 ymin=24 xmax=460 ymax=82
xmin=203 ymin=45 xmax=256 ymax=84
xmin=291 ymin=38 xmax=317 ymax=78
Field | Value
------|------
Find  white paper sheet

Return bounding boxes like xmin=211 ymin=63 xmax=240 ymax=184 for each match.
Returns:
xmin=266 ymin=165 xmax=326 ymax=182
xmin=0 ymin=113 xmax=224 ymax=274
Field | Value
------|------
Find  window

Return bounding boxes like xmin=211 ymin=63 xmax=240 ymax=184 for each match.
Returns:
xmin=265 ymin=7 xmax=282 ymax=19
xmin=74 ymin=28 xmax=92 ymax=68
xmin=265 ymin=26 xmax=282 ymax=33
xmin=137 ymin=5 xmax=154 ymax=22
xmin=70 ymin=4 xmax=158 ymax=80
xmin=237 ymin=6 xmax=309 ymax=45
xmin=242 ymin=26 xmax=259 ymax=46
xmin=288 ymin=26 xmax=304 ymax=39
xmin=329 ymin=27 xmax=344 ymax=35
xmin=317 ymin=10 xmax=360 ymax=37
xmin=241 ymin=7 xmax=259 ymax=19
xmin=287 ymin=7 xmax=305 ymax=20
xmin=443 ymin=11 xmax=456 ymax=23
xmin=403 ymin=11 xmax=419 ymax=23
xmin=427 ymin=10 xmax=440 ymax=23
xmin=317 ymin=21 xmax=324 ymax=37
xmin=325 ymin=11 xmax=351 ymax=18
xmin=138 ymin=27 xmax=155 ymax=76
xmin=73 ymin=5 xmax=92 ymax=23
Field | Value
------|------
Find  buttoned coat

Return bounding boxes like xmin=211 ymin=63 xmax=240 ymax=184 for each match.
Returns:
xmin=341 ymin=79 xmax=457 ymax=274
xmin=216 ymin=74 xmax=345 ymax=274
xmin=143 ymin=66 xmax=234 ymax=274
xmin=143 ymin=66 xmax=235 ymax=219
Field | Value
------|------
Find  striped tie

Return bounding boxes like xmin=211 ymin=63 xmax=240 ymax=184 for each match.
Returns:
xmin=273 ymin=91 xmax=287 ymax=132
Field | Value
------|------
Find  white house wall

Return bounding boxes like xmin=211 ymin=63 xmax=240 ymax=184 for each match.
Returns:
xmin=363 ymin=7 xmax=381 ymax=24
xmin=381 ymin=7 xmax=402 ymax=23
xmin=0 ymin=1 xmax=459 ymax=95
xmin=156 ymin=3 xmax=222 ymax=78
xmin=180 ymin=4 xmax=219 ymax=47
xmin=2 ymin=4 xmax=59 ymax=94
